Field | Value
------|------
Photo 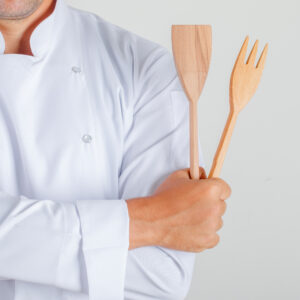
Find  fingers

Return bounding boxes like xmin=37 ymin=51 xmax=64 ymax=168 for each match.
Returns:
xmin=211 ymin=178 xmax=232 ymax=200
xmin=219 ymin=200 xmax=227 ymax=216
xmin=206 ymin=234 xmax=220 ymax=249
xmin=217 ymin=218 xmax=223 ymax=230
xmin=220 ymin=181 xmax=231 ymax=200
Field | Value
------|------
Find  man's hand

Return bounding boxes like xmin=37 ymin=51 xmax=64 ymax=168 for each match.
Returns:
xmin=126 ymin=167 xmax=231 ymax=252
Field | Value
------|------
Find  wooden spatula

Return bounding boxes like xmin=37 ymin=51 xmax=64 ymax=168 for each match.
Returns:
xmin=209 ymin=36 xmax=268 ymax=178
xmin=171 ymin=25 xmax=212 ymax=179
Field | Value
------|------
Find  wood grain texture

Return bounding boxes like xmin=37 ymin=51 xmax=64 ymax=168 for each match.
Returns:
xmin=209 ymin=36 xmax=268 ymax=178
xmin=171 ymin=25 xmax=212 ymax=179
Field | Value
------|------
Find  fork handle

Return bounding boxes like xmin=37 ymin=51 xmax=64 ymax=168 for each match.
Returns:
xmin=189 ymin=101 xmax=200 ymax=179
xmin=209 ymin=111 xmax=238 ymax=178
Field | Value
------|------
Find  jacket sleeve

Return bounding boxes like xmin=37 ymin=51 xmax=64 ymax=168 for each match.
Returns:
xmin=119 ymin=38 xmax=205 ymax=300
xmin=0 ymin=190 xmax=129 ymax=299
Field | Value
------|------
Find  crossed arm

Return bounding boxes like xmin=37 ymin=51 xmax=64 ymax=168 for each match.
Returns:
xmin=0 ymin=46 xmax=201 ymax=300
xmin=0 ymin=39 xmax=232 ymax=300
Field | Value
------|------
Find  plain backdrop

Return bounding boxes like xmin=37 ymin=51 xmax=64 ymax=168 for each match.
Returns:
xmin=68 ymin=0 xmax=300 ymax=299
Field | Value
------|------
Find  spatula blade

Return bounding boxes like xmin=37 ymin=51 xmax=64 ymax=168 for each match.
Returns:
xmin=171 ymin=25 xmax=212 ymax=103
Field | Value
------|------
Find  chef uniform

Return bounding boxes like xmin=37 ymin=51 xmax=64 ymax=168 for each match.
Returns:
xmin=0 ymin=0 xmax=205 ymax=299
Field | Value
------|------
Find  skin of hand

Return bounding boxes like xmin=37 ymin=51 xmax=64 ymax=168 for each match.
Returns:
xmin=126 ymin=167 xmax=231 ymax=252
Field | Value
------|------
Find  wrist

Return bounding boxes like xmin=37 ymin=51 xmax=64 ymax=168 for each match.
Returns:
xmin=125 ymin=196 xmax=161 ymax=249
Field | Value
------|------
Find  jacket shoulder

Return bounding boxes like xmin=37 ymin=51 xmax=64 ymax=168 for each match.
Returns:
xmin=68 ymin=5 xmax=169 ymax=59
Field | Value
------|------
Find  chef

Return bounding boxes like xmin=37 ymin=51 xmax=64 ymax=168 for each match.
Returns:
xmin=0 ymin=0 xmax=231 ymax=299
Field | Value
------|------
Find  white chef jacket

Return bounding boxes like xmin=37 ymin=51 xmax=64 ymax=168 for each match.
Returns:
xmin=0 ymin=0 xmax=205 ymax=299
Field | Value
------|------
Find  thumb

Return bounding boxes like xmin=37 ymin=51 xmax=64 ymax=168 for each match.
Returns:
xmin=171 ymin=168 xmax=191 ymax=179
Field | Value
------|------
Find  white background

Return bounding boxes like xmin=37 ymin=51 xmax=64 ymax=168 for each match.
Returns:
xmin=69 ymin=0 xmax=300 ymax=299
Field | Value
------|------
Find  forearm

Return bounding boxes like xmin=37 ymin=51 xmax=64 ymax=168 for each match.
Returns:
xmin=125 ymin=195 xmax=196 ymax=300
xmin=0 ymin=191 xmax=83 ymax=291
xmin=0 ymin=190 xmax=129 ymax=299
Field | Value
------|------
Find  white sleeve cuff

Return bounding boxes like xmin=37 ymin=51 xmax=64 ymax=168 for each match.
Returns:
xmin=75 ymin=199 xmax=129 ymax=300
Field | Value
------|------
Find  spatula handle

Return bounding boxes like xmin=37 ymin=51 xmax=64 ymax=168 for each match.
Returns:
xmin=189 ymin=101 xmax=200 ymax=179
xmin=209 ymin=111 xmax=237 ymax=178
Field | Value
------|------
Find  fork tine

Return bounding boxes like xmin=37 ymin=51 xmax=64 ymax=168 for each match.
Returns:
xmin=246 ymin=40 xmax=259 ymax=65
xmin=236 ymin=36 xmax=249 ymax=64
xmin=256 ymin=43 xmax=269 ymax=69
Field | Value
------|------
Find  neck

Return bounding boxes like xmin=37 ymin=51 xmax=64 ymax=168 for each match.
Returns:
xmin=0 ymin=0 xmax=55 ymax=55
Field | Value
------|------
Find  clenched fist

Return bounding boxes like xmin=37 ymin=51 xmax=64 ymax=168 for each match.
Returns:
xmin=126 ymin=167 xmax=231 ymax=252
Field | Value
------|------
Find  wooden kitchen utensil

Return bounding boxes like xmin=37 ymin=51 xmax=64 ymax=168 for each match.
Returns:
xmin=209 ymin=36 xmax=268 ymax=178
xmin=171 ymin=25 xmax=212 ymax=180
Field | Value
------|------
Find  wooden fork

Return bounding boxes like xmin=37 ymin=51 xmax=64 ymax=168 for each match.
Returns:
xmin=209 ymin=36 xmax=268 ymax=178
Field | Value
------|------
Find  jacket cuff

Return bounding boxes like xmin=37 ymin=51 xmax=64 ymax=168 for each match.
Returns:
xmin=75 ymin=199 xmax=130 ymax=300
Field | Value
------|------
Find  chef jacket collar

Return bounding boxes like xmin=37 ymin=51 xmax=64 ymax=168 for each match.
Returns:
xmin=0 ymin=0 xmax=69 ymax=58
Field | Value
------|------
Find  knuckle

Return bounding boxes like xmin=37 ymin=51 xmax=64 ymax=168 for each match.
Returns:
xmin=220 ymin=180 xmax=232 ymax=198
xmin=195 ymin=246 xmax=205 ymax=253
xmin=206 ymin=234 xmax=220 ymax=248
xmin=225 ymin=183 xmax=232 ymax=198
xmin=204 ymin=234 xmax=214 ymax=245
xmin=194 ymin=239 xmax=205 ymax=252
xmin=217 ymin=218 xmax=224 ymax=230
xmin=204 ymin=183 xmax=219 ymax=199
xmin=214 ymin=234 xmax=220 ymax=246
xmin=212 ymin=178 xmax=232 ymax=200
xmin=220 ymin=201 xmax=227 ymax=214
xmin=206 ymin=217 xmax=218 ymax=231
xmin=209 ymin=202 xmax=222 ymax=216
xmin=194 ymin=241 xmax=205 ymax=252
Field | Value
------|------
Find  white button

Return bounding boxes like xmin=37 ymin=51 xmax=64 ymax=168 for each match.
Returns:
xmin=82 ymin=134 xmax=92 ymax=143
xmin=72 ymin=66 xmax=81 ymax=73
